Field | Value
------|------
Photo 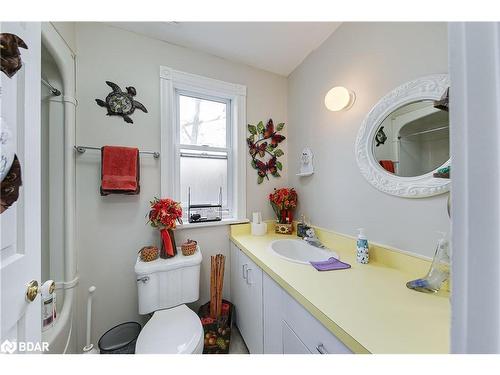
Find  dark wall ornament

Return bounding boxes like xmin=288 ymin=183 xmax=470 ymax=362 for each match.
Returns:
xmin=247 ymin=119 xmax=285 ymax=184
xmin=0 ymin=33 xmax=28 ymax=78
xmin=375 ymin=126 xmax=387 ymax=147
xmin=95 ymin=81 xmax=148 ymax=124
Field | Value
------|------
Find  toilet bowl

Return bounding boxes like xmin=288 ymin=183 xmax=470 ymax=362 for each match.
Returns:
xmin=134 ymin=247 xmax=203 ymax=354
xmin=135 ymin=304 xmax=204 ymax=354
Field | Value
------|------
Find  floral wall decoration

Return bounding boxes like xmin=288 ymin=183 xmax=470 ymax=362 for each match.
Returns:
xmin=247 ymin=119 xmax=285 ymax=184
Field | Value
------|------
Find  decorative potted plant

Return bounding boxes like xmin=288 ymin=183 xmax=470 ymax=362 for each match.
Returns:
xmin=269 ymin=188 xmax=298 ymax=234
xmin=147 ymin=197 xmax=183 ymax=258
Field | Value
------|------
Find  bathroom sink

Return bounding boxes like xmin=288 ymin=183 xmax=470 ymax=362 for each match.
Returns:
xmin=269 ymin=239 xmax=338 ymax=265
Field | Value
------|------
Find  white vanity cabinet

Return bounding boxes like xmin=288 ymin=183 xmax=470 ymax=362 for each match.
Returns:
xmin=231 ymin=242 xmax=353 ymax=354
xmin=230 ymin=243 xmax=264 ymax=353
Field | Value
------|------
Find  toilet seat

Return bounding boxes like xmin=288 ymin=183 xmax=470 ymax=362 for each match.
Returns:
xmin=135 ymin=304 xmax=204 ymax=354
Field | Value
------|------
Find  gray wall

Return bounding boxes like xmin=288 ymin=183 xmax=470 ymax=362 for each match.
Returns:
xmin=74 ymin=23 xmax=287 ymax=350
xmin=287 ymin=22 xmax=450 ymax=257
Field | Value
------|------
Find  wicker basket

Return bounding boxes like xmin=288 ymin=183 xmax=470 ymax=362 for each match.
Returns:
xmin=139 ymin=246 xmax=159 ymax=262
xmin=198 ymin=300 xmax=233 ymax=354
xmin=181 ymin=239 xmax=197 ymax=256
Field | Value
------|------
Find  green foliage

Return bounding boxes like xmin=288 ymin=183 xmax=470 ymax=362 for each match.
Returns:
xmin=251 ymin=159 xmax=257 ymax=169
xmin=257 ymin=175 xmax=264 ymax=184
xmin=274 ymin=149 xmax=284 ymax=157
xmin=247 ymin=124 xmax=257 ymax=135
xmin=257 ymin=121 xmax=265 ymax=135
xmin=276 ymin=161 xmax=283 ymax=171
xmin=276 ymin=122 xmax=285 ymax=131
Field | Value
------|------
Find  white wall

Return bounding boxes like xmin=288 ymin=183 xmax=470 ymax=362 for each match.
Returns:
xmin=74 ymin=23 xmax=287 ymax=349
xmin=51 ymin=22 xmax=76 ymax=55
xmin=287 ymin=22 xmax=450 ymax=257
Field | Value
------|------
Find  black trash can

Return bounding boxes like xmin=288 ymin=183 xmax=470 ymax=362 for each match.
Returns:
xmin=98 ymin=322 xmax=141 ymax=354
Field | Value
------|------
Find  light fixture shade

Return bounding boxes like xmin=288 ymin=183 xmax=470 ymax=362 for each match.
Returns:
xmin=324 ymin=86 xmax=356 ymax=111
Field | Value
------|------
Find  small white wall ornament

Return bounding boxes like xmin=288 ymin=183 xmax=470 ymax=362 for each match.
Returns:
xmin=297 ymin=148 xmax=314 ymax=177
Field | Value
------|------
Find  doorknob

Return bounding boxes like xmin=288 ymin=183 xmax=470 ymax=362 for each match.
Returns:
xmin=26 ymin=280 xmax=39 ymax=302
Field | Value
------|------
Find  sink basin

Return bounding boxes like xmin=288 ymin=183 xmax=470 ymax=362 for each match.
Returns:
xmin=269 ymin=239 xmax=339 ymax=265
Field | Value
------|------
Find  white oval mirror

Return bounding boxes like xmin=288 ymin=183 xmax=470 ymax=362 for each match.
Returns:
xmin=355 ymin=74 xmax=450 ymax=198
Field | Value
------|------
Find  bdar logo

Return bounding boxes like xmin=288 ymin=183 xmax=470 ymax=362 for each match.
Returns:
xmin=1 ymin=339 xmax=17 ymax=354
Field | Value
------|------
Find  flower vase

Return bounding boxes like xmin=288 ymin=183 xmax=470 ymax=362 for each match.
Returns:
xmin=159 ymin=228 xmax=177 ymax=259
xmin=275 ymin=210 xmax=293 ymax=234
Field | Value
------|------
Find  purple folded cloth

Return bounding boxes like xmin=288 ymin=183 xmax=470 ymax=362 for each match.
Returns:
xmin=310 ymin=257 xmax=351 ymax=271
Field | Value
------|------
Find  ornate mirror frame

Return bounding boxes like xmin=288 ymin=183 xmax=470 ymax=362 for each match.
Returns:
xmin=355 ymin=74 xmax=450 ymax=198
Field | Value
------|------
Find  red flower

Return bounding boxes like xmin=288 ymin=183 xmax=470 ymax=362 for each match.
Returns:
xmin=147 ymin=197 xmax=183 ymax=230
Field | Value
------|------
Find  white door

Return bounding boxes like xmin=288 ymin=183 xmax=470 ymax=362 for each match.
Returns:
xmin=0 ymin=22 xmax=42 ymax=353
xmin=449 ymin=22 xmax=500 ymax=354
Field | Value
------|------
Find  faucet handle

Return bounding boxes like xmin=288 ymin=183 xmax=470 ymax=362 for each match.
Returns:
xmin=305 ymin=227 xmax=316 ymax=239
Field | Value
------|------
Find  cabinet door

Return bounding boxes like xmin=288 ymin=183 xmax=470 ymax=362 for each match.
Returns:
xmin=230 ymin=243 xmax=242 ymax=325
xmin=282 ymin=321 xmax=311 ymax=354
xmin=263 ymin=272 xmax=284 ymax=353
xmin=237 ymin=249 xmax=264 ymax=353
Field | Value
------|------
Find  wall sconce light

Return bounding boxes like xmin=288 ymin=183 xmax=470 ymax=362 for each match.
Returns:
xmin=324 ymin=86 xmax=356 ymax=111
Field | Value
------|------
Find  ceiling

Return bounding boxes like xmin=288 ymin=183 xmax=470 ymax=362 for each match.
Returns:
xmin=106 ymin=22 xmax=341 ymax=76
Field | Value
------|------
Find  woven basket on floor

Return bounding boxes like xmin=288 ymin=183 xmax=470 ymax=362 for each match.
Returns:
xmin=181 ymin=239 xmax=197 ymax=256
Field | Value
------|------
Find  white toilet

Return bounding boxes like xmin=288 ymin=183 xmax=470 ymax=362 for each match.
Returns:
xmin=134 ymin=248 xmax=204 ymax=354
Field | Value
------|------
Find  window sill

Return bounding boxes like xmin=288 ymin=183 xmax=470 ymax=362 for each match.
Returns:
xmin=176 ymin=218 xmax=249 ymax=230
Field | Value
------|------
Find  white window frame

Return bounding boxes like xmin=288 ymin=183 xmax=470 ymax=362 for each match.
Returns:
xmin=160 ymin=66 xmax=247 ymax=223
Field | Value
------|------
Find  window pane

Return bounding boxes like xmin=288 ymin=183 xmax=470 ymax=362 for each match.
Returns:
xmin=180 ymin=155 xmax=228 ymax=212
xmin=179 ymin=94 xmax=227 ymax=148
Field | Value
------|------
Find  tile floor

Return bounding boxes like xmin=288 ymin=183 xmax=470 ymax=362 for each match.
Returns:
xmin=229 ymin=326 xmax=249 ymax=354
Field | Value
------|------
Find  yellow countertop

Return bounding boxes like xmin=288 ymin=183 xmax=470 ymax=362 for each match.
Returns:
xmin=230 ymin=223 xmax=450 ymax=354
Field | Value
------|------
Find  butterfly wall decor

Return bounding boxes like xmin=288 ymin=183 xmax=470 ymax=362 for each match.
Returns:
xmin=247 ymin=119 xmax=286 ymax=184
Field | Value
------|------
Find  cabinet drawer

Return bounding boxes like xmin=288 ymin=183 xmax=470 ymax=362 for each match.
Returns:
xmin=282 ymin=320 xmax=311 ymax=354
xmin=283 ymin=291 xmax=352 ymax=354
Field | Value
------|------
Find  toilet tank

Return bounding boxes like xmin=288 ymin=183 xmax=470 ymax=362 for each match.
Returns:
xmin=135 ymin=248 xmax=202 ymax=315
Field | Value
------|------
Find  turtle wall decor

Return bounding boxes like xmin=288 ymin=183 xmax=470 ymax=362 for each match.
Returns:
xmin=375 ymin=126 xmax=387 ymax=147
xmin=247 ymin=119 xmax=286 ymax=184
xmin=95 ymin=81 xmax=148 ymax=124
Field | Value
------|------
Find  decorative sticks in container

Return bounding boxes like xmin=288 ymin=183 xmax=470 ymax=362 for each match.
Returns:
xmin=210 ymin=254 xmax=225 ymax=319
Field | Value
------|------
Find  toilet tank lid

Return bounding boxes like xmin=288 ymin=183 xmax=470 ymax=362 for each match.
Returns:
xmin=135 ymin=247 xmax=202 ymax=276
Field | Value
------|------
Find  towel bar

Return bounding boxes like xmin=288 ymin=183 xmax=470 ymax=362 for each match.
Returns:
xmin=74 ymin=145 xmax=160 ymax=159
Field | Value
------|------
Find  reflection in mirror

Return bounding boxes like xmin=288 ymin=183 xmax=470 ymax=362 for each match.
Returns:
xmin=372 ymin=100 xmax=449 ymax=177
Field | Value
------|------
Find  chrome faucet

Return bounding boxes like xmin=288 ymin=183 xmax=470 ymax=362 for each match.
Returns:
xmin=303 ymin=228 xmax=325 ymax=248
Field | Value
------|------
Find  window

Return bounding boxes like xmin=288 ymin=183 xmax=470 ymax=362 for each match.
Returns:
xmin=160 ymin=67 xmax=247 ymax=223
xmin=178 ymin=92 xmax=230 ymax=213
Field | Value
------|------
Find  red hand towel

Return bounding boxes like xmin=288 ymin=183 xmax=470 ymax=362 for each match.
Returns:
xmin=379 ymin=160 xmax=395 ymax=173
xmin=100 ymin=146 xmax=140 ymax=195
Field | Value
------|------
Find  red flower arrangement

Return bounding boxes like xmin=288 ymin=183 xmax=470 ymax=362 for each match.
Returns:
xmin=269 ymin=188 xmax=298 ymax=224
xmin=148 ymin=198 xmax=183 ymax=258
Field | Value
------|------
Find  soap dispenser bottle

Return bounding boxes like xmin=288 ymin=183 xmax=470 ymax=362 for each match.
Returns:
xmin=356 ymin=228 xmax=369 ymax=264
